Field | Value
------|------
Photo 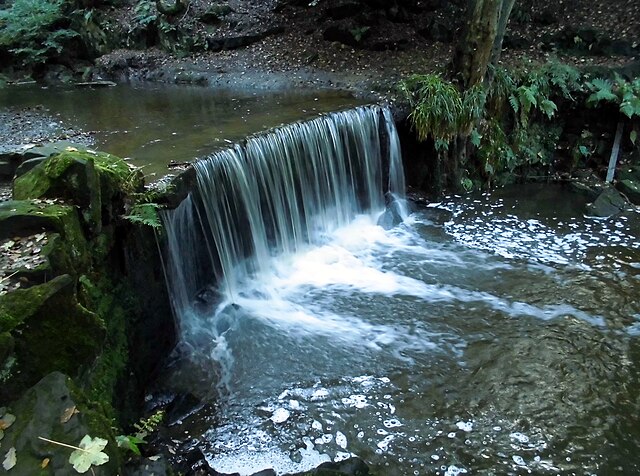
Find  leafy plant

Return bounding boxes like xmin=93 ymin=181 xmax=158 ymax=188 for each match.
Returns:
xmin=0 ymin=0 xmax=77 ymax=68
xmin=115 ymin=410 xmax=164 ymax=456
xmin=132 ymin=410 xmax=164 ymax=438
xmin=124 ymin=203 xmax=162 ymax=228
xmin=115 ymin=434 xmax=146 ymax=456
xmin=586 ymin=75 xmax=640 ymax=118
xmin=68 ymin=435 xmax=109 ymax=473
xmin=350 ymin=26 xmax=369 ymax=43
xmin=39 ymin=435 xmax=110 ymax=474
xmin=586 ymin=78 xmax=618 ymax=105
xmin=399 ymin=74 xmax=486 ymax=149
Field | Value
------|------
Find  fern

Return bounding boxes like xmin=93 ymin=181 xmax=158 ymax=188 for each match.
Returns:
xmin=0 ymin=0 xmax=75 ymax=67
xmin=586 ymin=78 xmax=617 ymax=104
xmin=399 ymin=74 xmax=463 ymax=143
xmin=124 ymin=203 xmax=162 ymax=228
xmin=620 ymin=96 xmax=640 ymax=119
xmin=539 ymin=99 xmax=558 ymax=119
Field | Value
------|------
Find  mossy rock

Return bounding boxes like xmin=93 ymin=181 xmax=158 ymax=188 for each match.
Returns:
xmin=0 ymin=275 xmax=106 ymax=401
xmin=618 ymin=179 xmax=640 ymax=205
xmin=200 ymin=3 xmax=234 ymax=24
xmin=0 ymin=372 xmax=121 ymax=476
xmin=0 ymin=200 xmax=90 ymax=273
xmin=13 ymin=150 xmax=144 ymax=235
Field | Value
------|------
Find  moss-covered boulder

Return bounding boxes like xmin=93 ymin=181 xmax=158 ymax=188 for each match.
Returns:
xmin=13 ymin=150 xmax=144 ymax=235
xmin=0 ymin=275 xmax=106 ymax=401
xmin=0 ymin=372 xmax=121 ymax=476
xmin=0 ymin=200 xmax=90 ymax=274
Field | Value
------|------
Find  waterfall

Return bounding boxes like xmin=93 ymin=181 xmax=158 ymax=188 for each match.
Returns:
xmin=162 ymin=105 xmax=406 ymax=336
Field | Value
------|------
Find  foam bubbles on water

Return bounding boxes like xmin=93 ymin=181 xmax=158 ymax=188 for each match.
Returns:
xmin=271 ymin=408 xmax=291 ymax=424
xmin=444 ymin=465 xmax=468 ymax=476
xmin=456 ymin=421 xmax=473 ymax=432
xmin=510 ymin=432 xmax=530 ymax=444
xmin=335 ymin=431 xmax=348 ymax=449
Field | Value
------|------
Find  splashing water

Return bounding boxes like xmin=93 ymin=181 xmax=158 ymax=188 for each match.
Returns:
xmin=160 ymin=107 xmax=640 ymax=475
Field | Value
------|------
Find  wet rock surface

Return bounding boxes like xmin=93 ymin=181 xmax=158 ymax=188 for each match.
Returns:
xmin=0 ymin=372 xmax=121 ymax=476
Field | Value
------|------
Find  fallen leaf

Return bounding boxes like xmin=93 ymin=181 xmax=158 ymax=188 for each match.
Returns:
xmin=68 ymin=435 xmax=109 ymax=473
xmin=3 ymin=447 xmax=16 ymax=470
xmin=148 ymin=455 xmax=161 ymax=461
xmin=65 ymin=147 xmax=78 ymax=152
xmin=41 ymin=458 xmax=50 ymax=469
xmin=0 ymin=413 xmax=16 ymax=431
xmin=60 ymin=406 xmax=78 ymax=424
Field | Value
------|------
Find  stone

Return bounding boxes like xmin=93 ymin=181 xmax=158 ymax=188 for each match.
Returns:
xmin=618 ymin=179 xmax=640 ymax=205
xmin=0 ymin=372 xmax=120 ymax=475
xmin=586 ymin=186 xmax=628 ymax=217
xmin=322 ymin=25 xmax=360 ymax=47
xmin=618 ymin=165 xmax=640 ymax=182
xmin=200 ymin=3 xmax=234 ymax=24
xmin=0 ymin=275 xmax=106 ymax=400
xmin=207 ymin=26 xmax=284 ymax=52
xmin=285 ymin=457 xmax=371 ymax=475
xmin=0 ymin=159 xmax=13 ymax=177
xmin=14 ymin=156 xmax=47 ymax=177
xmin=417 ymin=17 xmax=454 ymax=42
xmin=13 ymin=149 xmax=144 ymax=236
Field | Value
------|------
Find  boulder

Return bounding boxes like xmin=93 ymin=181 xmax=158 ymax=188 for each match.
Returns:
xmin=0 ymin=274 xmax=106 ymax=400
xmin=326 ymin=1 xmax=362 ymax=20
xmin=322 ymin=25 xmax=362 ymax=47
xmin=0 ymin=372 xmax=121 ymax=475
xmin=13 ymin=149 xmax=144 ymax=236
xmin=206 ymin=26 xmax=285 ymax=52
xmin=586 ymin=186 xmax=628 ymax=217
xmin=200 ymin=3 xmax=234 ymax=24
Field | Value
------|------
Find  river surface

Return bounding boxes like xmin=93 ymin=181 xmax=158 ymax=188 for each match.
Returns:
xmin=0 ymin=84 xmax=361 ymax=177
xmin=162 ymin=183 xmax=640 ymax=475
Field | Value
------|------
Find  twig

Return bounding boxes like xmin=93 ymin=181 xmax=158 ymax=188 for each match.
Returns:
xmin=0 ymin=271 xmax=20 ymax=284
xmin=180 ymin=0 xmax=191 ymax=22
xmin=38 ymin=436 xmax=87 ymax=453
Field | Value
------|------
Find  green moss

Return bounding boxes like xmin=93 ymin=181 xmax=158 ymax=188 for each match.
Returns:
xmin=78 ymin=276 xmax=131 ymax=423
xmin=13 ymin=150 xmax=144 ymax=235
xmin=0 ymin=274 xmax=72 ymax=333
xmin=0 ymin=275 xmax=107 ymax=401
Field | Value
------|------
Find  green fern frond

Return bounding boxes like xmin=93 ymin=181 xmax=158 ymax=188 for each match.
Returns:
xmin=540 ymin=99 xmax=558 ymax=119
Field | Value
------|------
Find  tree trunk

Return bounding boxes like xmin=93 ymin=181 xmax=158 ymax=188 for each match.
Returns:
xmin=487 ymin=0 xmax=516 ymax=83
xmin=452 ymin=0 xmax=501 ymax=90
xmin=446 ymin=0 xmax=514 ymax=192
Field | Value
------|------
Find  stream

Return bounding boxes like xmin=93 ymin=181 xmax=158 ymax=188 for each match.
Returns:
xmin=157 ymin=105 xmax=640 ymax=474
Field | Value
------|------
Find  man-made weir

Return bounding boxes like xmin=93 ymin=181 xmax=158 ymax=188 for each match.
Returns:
xmin=162 ymin=105 xmax=406 ymax=324
xmin=160 ymin=106 xmax=640 ymax=475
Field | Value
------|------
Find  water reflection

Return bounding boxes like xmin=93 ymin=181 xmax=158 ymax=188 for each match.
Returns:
xmin=0 ymin=84 xmax=362 ymax=177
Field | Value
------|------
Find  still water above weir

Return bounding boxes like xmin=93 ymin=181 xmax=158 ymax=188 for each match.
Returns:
xmin=158 ymin=105 xmax=640 ymax=475
xmin=0 ymin=83 xmax=362 ymax=177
